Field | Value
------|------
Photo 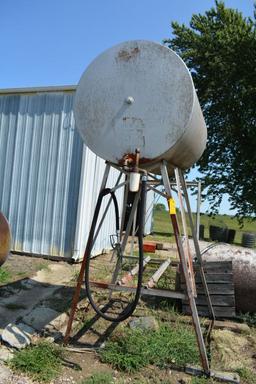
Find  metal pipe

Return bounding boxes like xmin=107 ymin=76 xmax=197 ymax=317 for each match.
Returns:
xmin=196 ymin=181 xmax=202 ymax=240
xmin=146 ymin=259 xmax=171 ymax=288
xmin=64 ymin=163 xmax=110 ymax=344
xmin=160 ymin=161 xmax=210 ymax=374
xmin=90 ymin=281 xmax=187 ymax=300
xmin=178 ymin=169 xmax=215 ymax=326
xmin=119 ymin=256 xmax=151 ymax=285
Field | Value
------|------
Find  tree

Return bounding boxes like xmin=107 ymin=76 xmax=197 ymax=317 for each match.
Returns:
xmin=164 ymin=1 xmax=256 ymax=218
xmin=154 ymin=203 xmax=166 ymax=211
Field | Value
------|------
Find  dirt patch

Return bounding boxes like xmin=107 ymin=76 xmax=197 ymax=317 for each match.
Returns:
xmin=0 ymin=253 xmax=50 ymax=286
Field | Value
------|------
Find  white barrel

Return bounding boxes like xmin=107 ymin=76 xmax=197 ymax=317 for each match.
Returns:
xmin=74 ymin=40 xmax=207 ymax=173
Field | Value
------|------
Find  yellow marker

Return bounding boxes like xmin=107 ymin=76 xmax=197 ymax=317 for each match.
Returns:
xmin=168 ymin=198 xmax=176 ymax=215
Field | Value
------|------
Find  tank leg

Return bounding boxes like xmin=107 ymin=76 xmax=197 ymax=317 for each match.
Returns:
xmin=161 ymin=161 xmax=210 ymax=374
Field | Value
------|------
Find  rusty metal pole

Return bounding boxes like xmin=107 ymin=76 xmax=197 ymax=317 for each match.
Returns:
xmin=0 ymin=212 xmax=11 ymax=267
xmin=64 ymin=163 xmax=111 ymax=345
xmin=196 ymin=181 xmax=202 ymax=240
xmin=160 ymin=161 xmax=210 ymax=374
xmin=178 ymin=170 xmax=215 ymax=323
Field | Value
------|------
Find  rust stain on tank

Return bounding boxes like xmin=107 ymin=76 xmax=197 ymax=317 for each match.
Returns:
xmin=118 ymin=153 xmax=152 ymax=166
xmin=117 ymin=47 xmax=140 ymax=61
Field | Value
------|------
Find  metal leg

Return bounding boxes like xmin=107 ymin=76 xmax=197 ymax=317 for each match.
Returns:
xmin=100 ymin=162 xmax=111 ymax=190
xmin=119 ymin=181 xmax=129 ymax=242
xmin=92 ymin=172 xmax=123 ymax=250
xmin=64 ymin=163 xmax=111 ymax=345
xmin=174 ymin=168 xmax=196 ymax=297
xmin=178 ymin=169 xmax=215 ymax=323
xmin=160 ymin=161 xmax=210 ymax=373
xmin=110 ymin=189 xmax=141 ymax=286
xmin=196 ymin=181 xmax=202 ymax=240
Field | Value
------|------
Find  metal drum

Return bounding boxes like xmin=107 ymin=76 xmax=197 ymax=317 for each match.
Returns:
xmin=0 ymin=212 xmax=11 ymax=266
xmin=74 ymin=40 xmax=207 ymax=173
xmin=202 ymin=244 xmax=256 ymax=313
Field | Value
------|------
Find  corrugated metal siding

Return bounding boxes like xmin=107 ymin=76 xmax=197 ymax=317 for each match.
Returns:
xmin=73 ymin=148 xmax=124 ymax=259
xmin=0 ymin=87 xmax=153 ymax=260
xmin=0 ymin=92 xmax=83 ymax=257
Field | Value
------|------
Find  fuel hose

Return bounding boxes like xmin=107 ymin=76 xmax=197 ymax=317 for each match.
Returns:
xmin=85 ymin=176 xmax=146 ymax=322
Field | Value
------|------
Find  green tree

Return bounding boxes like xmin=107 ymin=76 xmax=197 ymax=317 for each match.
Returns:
xmin=164 ymin=1 xmax=256 ymax=218
xmin=154 ymin=203 xmax=166 ymax=211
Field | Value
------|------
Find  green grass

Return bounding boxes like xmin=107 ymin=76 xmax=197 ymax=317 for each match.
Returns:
xmin=236 ymin=367 xmax=256 ymax=384
xmin=10 ymin=341 xmax=64 ymax=382
xmin=80 ymin=372 xmax=114 ymax=384
xmin=191 ymin=377 xmax=217 ymax=384
xmin=150 ymin=209 xmax=256 ymax=245
xmin=237 ymin=312 xmax=256 ymax=327
xmin=0 ymin=267 xmax=11 ymax=284
xmin=35 ymin=262 xmax=50 ymax=271
xmin=100 ymin=323 xmax=199 ymax=372
xmin=156 ymin=267 xmax=176 ymax=290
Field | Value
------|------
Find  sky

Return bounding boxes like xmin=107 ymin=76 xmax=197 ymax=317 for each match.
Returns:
xmin=0 ymin=0 xmax=254 ymax=214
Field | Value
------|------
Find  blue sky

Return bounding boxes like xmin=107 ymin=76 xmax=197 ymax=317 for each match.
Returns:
xmin=0 ymin=0 xmax=254 ymax=214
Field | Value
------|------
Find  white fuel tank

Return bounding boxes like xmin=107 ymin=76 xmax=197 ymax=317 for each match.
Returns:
xmin=74 ymin=40 xmax=207 ymax=173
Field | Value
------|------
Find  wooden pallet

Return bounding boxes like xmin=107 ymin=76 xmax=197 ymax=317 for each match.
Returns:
xmin=178 ymin=261 xmax=236 ymax=318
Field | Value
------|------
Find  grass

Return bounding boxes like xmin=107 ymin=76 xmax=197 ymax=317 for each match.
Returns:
xmin=0 ymin=267 xmax=11 ymax=284
xmin=35 ymin=262 xmax=50 ymax=271
xmin=80 ymin=372 xmax=114 ymax=384
xmin=100 ymin=323 xmax=199 ymax=372
xmin=150 ymin=209 xmax=256 ymax=245
xmin=191 ymin=378 xmax=217 ymax=384
xmin=237 ymin=312 xmax=256 ymax=327
xmin=10 ymin=341 xmax=64 ymax=382
xmin=236 ymin=367 xmax=256 ymax=384
xmin=156 ymin=266 xmax=176 ymax=290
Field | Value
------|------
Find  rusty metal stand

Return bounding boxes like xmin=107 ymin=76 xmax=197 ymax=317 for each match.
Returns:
xmin=64 ymin=163 xmax=111 ymax=344
xmin=63 ymin=161 xmax=239 ymax=383
xmin=160 ymin=162 xmax=210 ymax=373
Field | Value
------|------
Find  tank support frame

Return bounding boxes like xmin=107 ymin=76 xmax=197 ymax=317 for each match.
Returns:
xmin=64 ymin=160 xmax=240 ymax=383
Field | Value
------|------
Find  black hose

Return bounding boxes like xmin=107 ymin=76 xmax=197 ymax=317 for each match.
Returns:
xmin=85 ymin=178 xmax=146 ymax=322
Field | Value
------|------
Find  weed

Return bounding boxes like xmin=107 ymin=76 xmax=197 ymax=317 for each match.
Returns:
xmin=100 ymin=323 xmax=199 ymax=372
xmin=80 ymin=372 xmax=114 ymax=384
xmin=191 ymin=377 xmax=217 ymax=384
xmin=191 ymin=377 xmax=218 ymax=384
xmin=10 ymin=341 xmax=64 ymax=382
xmin=71 ymin=268 xmax=80 ymax=282
xmin=236 ymin=367 xmax=256 ymax=384
xmin=156 ymin=267 xmax=176 ymax=290
xmin=36 ymin=262 xmax=49 ymax=271
xmin=238 ymin=312 xmax=256 ymax=327
xmin=0 ymin=267 xmax=11 ymax=284
xmin=17 ymin=272 xmax=28 ymax=278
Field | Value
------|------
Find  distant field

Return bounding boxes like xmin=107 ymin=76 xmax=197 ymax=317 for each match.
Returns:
xmin=149 ymin=208 xmax=256 ymax=245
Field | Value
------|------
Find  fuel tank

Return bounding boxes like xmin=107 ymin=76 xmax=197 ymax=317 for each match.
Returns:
xmin=74 ymin=40 xmax=207 ymax=173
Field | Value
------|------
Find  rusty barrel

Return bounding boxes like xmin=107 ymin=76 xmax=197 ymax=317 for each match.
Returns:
xmin=202 ymin=243 xmax=256 ymax=313
xmin=0 ymin=212 xmax=11 ymax=266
